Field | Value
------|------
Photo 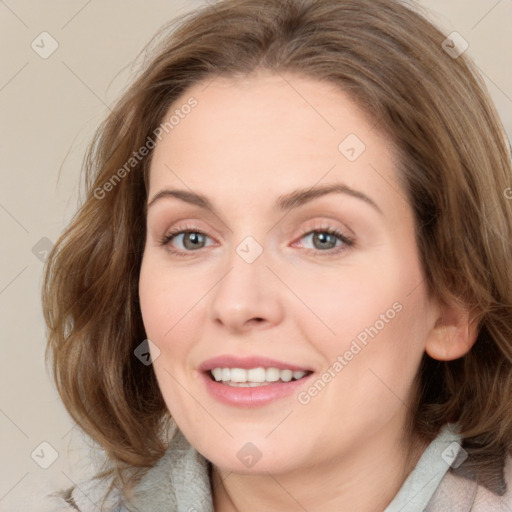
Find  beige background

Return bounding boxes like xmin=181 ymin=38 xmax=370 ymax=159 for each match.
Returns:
xmin=0 ymin=0 xmax=511 ymax=507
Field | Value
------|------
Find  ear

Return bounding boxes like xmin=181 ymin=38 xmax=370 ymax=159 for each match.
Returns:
xmin=425 ymin=298 xmax=479 ymax=361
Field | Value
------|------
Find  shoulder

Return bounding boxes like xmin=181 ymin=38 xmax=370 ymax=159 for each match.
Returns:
xmin=21 ymin=478 xmax=126 ymax=512
xmin=0 ymin=476 xmax=123 ymax=512
xmin=33 ymin=428 xmax=211 ymax=512
xmin=471 ymin=454 xmax=512 ymax=511
xmin=61 ymin=478 xmax=125 ymax=512
xmin=426 ymin=454 xmax=512 ymax=511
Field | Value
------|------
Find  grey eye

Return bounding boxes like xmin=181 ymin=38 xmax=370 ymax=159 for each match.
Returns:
xmin=302 ymin=231 xmax=341 ymax=250
xmin=178 ymin=232 xmax=207 ymax=250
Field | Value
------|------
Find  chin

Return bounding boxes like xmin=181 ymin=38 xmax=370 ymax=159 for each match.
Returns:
xmin=209 ymin=454 xmax=296 ymax=475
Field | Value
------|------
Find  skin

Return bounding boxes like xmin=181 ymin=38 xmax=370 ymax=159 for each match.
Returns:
xmin=139 ymin=70 xmax=477 ymax=512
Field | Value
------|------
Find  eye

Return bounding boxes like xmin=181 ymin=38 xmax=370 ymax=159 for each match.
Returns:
xmin=159 ymin=225 xmax=215 ymax=255
xmin=295 ymin=227 xmax=354 ymax=255
xmin=159 ymin=224 xmax=355 ymax=257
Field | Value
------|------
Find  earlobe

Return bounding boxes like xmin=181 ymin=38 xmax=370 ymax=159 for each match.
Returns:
xmin=425 ymin=299 xmax=479 ymax=361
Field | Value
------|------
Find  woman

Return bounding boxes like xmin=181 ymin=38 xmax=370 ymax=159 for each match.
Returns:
xmin=41 ymin=0 xmax=512 ymax=510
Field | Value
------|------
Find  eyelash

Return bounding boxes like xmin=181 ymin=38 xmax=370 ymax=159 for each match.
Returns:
xmin=159 ymin=223 xmax=355 ymax=257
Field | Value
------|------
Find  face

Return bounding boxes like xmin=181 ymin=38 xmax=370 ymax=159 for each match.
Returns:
xmin=139 ymin=71 xmax=439 ymax=475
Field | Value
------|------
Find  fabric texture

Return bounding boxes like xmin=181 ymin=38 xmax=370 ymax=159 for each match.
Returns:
xmin=26 ymin=424 xmax=512 ymax=511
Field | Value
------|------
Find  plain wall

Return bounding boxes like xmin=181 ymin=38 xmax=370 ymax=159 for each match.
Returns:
xmin=1 ymin=0 xmax=511 ymax=507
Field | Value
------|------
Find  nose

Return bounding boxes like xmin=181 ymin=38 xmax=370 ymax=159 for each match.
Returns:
xmin=208 ymin=244 xmax=285 ymax=333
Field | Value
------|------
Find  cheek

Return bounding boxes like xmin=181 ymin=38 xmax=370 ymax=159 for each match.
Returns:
xmin=139 ymin=259 xmax=167 ymax=340
xmin=139 ymin=254 xmax=201 ymax=341
xmin=138 ymin=253 xmax=212 ymax=400
xmin=295 ymin=262 xmax=402 ymax=345
xmin=139 ymin=256 xmax=197 ymax=412
xmin=309 ymin=247 xmax=429 ymax=376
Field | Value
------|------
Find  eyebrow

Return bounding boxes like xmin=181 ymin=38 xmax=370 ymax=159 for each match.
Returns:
xmin=147 ymin=183 xmax=383 ymax=215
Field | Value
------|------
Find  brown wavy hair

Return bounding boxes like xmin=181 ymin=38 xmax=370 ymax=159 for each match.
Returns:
xmin=43 ymin=0 xmax=512 ymax=503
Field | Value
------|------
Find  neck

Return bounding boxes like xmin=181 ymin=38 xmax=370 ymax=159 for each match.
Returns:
xmin=211 ymin=423 xmax=428 ymax=512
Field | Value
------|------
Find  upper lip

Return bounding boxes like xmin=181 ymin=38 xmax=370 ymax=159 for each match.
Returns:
xmin=199 ymin=355 xmax=313 ymax=373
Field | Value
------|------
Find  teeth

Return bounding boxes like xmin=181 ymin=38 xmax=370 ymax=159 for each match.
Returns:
xmin=209 ymin=367 xmax=309 ymax=385
xmin=211 ymin=368 xmax=223 ymax=381
xmin=230 ymin=368 xmax=247 ymax=382
xmin=248 ymin=367 xmax=266 ymax=382
xmin=266 ymin=367 xmax=280 ymax=382
xmin=281 ymin=369 xmax=293 ymax=382
xmin=226 ymin=381 xmax=271 ymax=387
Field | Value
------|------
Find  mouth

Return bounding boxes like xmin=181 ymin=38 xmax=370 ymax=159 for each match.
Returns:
xmin=198 ymin=355 xmax=314 ymax=406
xmin=206 ymin=367 xmax=314 ymax=387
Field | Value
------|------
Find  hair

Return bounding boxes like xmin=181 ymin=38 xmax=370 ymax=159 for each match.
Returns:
xmin=42 ymin=0 xmax=512 ymax=504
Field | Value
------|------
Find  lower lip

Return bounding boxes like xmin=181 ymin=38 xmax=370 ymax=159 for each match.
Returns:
xmin=200 ymin=371 xmax=314 ymax=408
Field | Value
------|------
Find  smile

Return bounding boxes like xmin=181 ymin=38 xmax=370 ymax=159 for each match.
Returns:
xmin=209 ymin=367 xmax=311 ymax=386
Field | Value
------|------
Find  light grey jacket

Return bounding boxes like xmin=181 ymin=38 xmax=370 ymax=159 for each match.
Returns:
xmin=29 ymin=424 xmax=512 ymax=511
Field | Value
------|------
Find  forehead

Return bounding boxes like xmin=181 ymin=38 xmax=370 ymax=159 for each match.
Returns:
xmin=148 ymin=71 xmax=405 ymax=216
